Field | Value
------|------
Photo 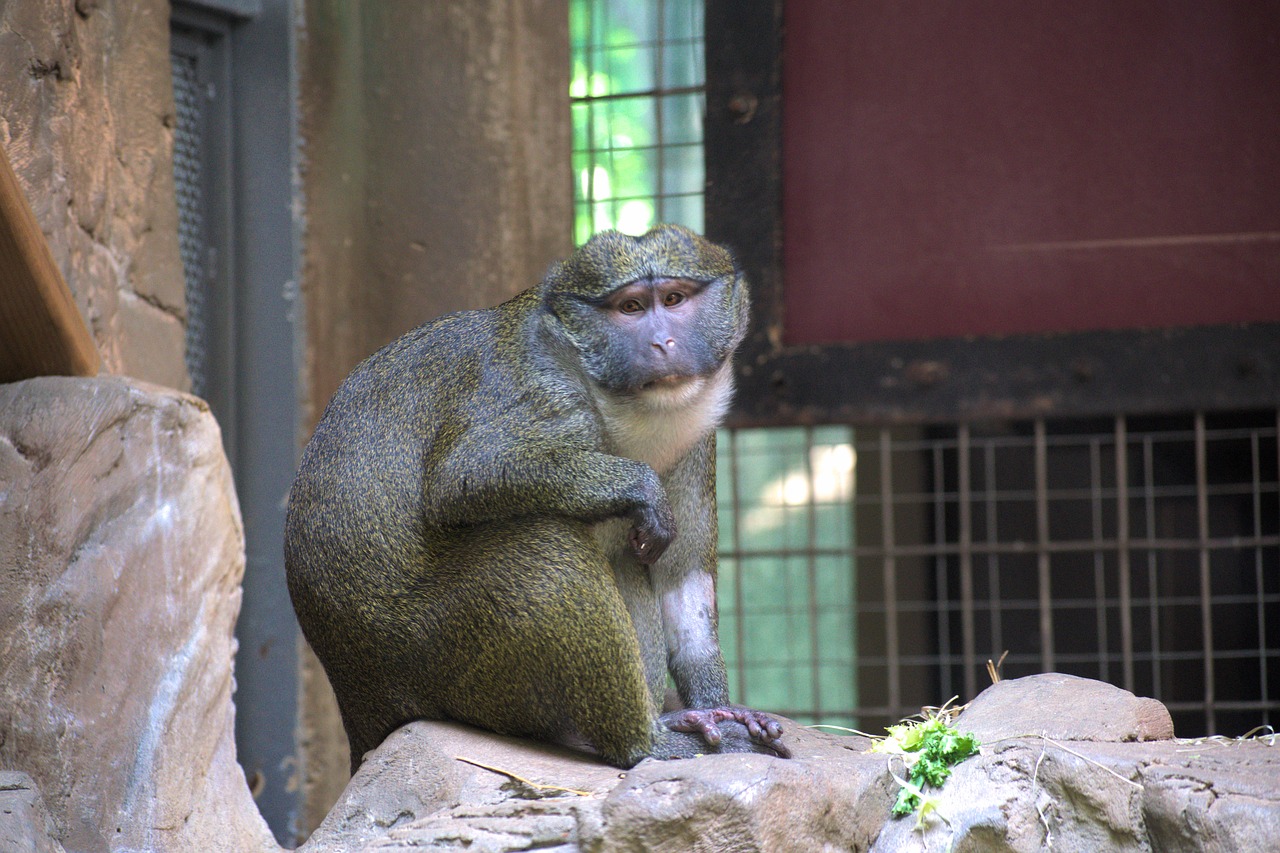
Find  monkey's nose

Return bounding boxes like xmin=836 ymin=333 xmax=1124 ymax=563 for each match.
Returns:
xmin=651 ymin=338 xmax=676 ymax=353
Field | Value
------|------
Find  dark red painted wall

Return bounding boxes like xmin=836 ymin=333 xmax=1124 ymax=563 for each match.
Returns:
xmin=782 ymin=1 xmax=1280 ymax=345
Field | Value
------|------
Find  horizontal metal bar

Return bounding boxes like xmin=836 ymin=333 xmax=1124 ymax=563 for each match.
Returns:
xmin=833 ymin=424 xmax=1278 ymax=454
xmin=723 ymin=534 xmax=1280 ymax=562
xmin=829 ymin=593 xmax=1280 ymax=616
xmin=571 ymin=84 xmax=706 ymax=104
xmin=768 ymin=696 xmax=1280 ymax=722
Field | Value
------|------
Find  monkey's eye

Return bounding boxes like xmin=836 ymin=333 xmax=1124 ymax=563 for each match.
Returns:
xmin=619 ymin=298 xmax=645 ymax=315
xmin=663 ymin=291 xmax=686 ymax=308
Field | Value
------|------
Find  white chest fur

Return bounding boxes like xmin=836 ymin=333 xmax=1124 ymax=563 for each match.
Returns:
xmin=598 ymin=361 xmax=735 ymax=474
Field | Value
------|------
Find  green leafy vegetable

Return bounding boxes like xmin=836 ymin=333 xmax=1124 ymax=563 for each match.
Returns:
xmin=873 ymin=712 xmax=980 ymax=820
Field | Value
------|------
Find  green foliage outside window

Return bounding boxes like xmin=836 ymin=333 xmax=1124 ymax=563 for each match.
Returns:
xmin=570 ymin=0 xmax=705 ymax=244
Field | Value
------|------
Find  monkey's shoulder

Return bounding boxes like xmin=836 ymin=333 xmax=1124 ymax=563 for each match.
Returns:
xmin=332 ymin=302 xmax=589 ymax=433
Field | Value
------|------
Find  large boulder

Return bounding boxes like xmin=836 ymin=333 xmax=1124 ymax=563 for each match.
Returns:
xmin=959 ymin=672 xmax=1175 ymax=744
xmin=871 ymin=674 xmax=1277 ymax=852
xmin=0 ymin=376 xmax=276 ymax=853
xmin=299 ymin=675 xmax=1280 ymax=852
xmin=300 ymin=719 xmax=892 ymax=852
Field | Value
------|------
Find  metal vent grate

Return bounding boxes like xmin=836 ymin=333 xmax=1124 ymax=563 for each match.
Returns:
xmin=171 ymin=49 xmax=208 ymax=397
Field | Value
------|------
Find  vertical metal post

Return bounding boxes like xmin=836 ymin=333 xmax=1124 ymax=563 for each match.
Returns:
xmin=1252 ymin=427 xmax=1269 ymax=725
xmin=229 ymin=0 xmax=302 ymax=841
xmin=933 ymin=443 xmax=952 ymax=699
xmin=1115 ymin=417 xmax=1135 ymax=692
xmin=984 ymin=440 xmax=1002 ymax=661
xmin=727 ymin=428 xmax=748 ymax=700
xmin=1143 ymin=436 xmax=1162 ymax=697
xmin=803 ymin=425 xmax=822 ymax=719
xmin=654 ymin=0 xmax=668 ymax=221
xmin=880 ymin=429 xmax=900 ymax=715
xmin=1035 ymin=418 xmax=1055 ymax=670
xmin=1090 ymin=438 xmax=1109 ymax=681
xmin=957 ymin=424 xmax=977 ymax=700
xmin=1194 ymin=412 xmax=1216 ymax=733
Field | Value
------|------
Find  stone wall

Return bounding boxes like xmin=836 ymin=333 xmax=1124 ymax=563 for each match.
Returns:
xmin=298 ymin=0 xmax=572 ymax=425
xmin=0 ymin=0 xmax=187 ymax=391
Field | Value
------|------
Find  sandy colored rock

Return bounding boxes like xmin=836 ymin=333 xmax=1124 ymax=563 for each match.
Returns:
xmin=959 ymin=672 xmax=1176 ymax=743
xmin=0 ymin=772 xmax=66 ymax=853
xmin=0 ymin=376 xmax=276 ymax=852
xmin=300 ymin=717 xmax=891 ymax=852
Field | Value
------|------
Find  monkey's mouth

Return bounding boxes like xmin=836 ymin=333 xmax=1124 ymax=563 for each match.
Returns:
xmin=642 ymin=374 xmax=696 ymax=391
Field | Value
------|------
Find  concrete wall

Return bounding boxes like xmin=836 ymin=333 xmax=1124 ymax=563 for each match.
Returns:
xmin=299 ymin=0 xmax=573 ymax=426
xmin=297 ymin=0 xmax=572 ymax=833
xmin=0 ymin=0 xmax=188 ymax=391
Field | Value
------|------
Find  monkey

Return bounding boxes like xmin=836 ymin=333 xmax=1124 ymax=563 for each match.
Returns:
xmin=284 ymin=224 xmax=789 ymax=772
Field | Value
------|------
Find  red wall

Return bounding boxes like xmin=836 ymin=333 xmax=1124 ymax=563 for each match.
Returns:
xmin=782 ymin=1 xmax=1280 ymax=345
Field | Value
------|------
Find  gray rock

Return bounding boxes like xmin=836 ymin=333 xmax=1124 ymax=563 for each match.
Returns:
xmin=870 ymin=734 xmax=1280 ymax=853
xmin=869 ymin=677 xmax=1276 ymax=853
xmin=0 ymin=376 xmax=277 ymax=853
xmin=300 ymin=718 xmax=892 ymax=852
xmin=959 ymin=672 xmax=1175 ymax=744
xmin=0 ymin=772 xmax=66 ymax=853
xmin=1141 ymin=737 xmax=1280 ymax=852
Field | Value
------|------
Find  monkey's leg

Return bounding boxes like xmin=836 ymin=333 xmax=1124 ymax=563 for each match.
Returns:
xmin=647 ymin=440 xmax=791 ymax=758
xmin=430 ymin=517 xmax=674 ymax=768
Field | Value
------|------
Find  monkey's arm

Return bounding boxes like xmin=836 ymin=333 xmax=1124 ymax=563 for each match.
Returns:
xmin=652 ymin=435 xmax=789 ymax=755
xmin=422 ymin=418 xmax=675 ymax=560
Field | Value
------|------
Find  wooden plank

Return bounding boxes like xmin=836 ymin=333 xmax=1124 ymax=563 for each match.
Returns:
xmin=0 ymin=142 xmax=100 ymax=383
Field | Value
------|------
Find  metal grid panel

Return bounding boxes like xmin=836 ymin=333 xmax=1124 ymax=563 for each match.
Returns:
xmin=718 ymin=412 xmax=1280 ymax=737
xmin=171 ymin=48 xmax=208 ymax=397
xmin=570 ymin=0 xmax=705 ymax=242
xmin=717 ymin=426 xmax=859 ymax=731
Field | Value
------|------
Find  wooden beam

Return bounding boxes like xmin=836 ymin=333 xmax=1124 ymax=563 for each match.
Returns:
xmin=0 ymin=142 xmax=100 ymax=383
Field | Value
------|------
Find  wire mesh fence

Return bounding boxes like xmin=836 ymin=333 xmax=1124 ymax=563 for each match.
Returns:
xmin=719 ymin=411 xmax=1280 ymax=738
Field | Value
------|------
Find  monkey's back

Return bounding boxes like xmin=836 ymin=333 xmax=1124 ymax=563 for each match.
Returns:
xmin=291 ymin=311 xmax=481 ymax=543
xmin=285 ymin=304 xmax=519 ymax=733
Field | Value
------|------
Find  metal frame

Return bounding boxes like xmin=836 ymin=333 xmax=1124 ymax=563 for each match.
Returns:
xmin=170 ymin=13 xmax=238 ymax=462
xmin=171 ymin=1 xmax=302 ymax=843
xmin=704 ymin=0 xmax=1280 ymax=427
xmin=705 ymin=0 xmax=1279 ymax=739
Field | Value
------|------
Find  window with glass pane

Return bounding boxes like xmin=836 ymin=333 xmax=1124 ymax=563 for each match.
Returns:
xmin=570 ymin=0 xmax=706 ymax=243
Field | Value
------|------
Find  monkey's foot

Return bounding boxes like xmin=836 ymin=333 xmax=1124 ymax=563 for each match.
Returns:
xmin=661 ymin=707 xmax=791 ymax=758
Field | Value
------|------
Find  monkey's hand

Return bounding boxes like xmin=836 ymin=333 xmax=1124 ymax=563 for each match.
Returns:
xmin=628 ymin=501 xmax=676 ymax=565
xmin=661 ymin=707 xmax=791 ymax=758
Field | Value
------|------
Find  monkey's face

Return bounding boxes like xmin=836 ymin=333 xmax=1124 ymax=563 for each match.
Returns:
xmin=594 ymin=276 xmax=727 ymax=396
xmin=550 ymin=272 xmax=746 ymax=400
xmin=543 ymin=226 xmax=750 ymax=400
